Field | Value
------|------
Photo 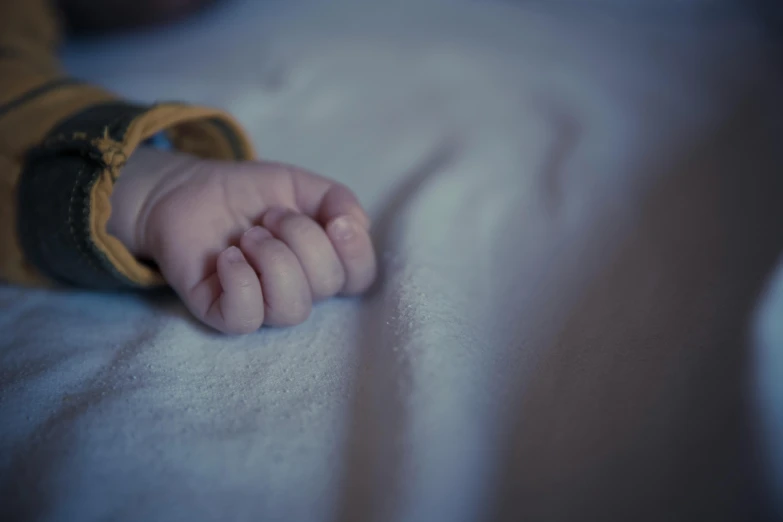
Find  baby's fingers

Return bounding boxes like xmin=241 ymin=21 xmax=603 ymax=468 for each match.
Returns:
xmin=317 ymin=184 xmax=371 ymax=231
xmin=240 ymin=227 xmax=312 ymax=326
xmin=281 ymin=165 xmax=370 ymax=230
xmin=326 ymin=215 xmax=377 ymax=295
xmin=191 ymin=247 xmax=265 ymax=334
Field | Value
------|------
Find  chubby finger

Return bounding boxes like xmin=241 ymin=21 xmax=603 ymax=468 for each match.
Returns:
xmin=326 ymin=215 xmax=377 ymax=295
xmin=194 ymin=246 xmax=264 ymax=334
xmin=261 ymin=209 xmax=346 ymax=300
xmin=316 ymin=184 xmax=371 ymax=231
xmin=281 ymin=164 xmax=370 ymax=230
xmin=240 ymin=226 xmax=312 ymax=326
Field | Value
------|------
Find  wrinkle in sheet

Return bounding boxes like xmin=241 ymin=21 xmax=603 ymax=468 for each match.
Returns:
xmin=333 ymin=137 xmax=463 ymax=522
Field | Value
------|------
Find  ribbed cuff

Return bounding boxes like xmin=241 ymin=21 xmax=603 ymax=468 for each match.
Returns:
xmin=16 ymin=100 xmax=254 ymax=290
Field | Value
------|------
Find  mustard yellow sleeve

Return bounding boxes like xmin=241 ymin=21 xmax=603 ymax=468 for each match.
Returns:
xmin=0 ymin=0 xmax=256 ymax=290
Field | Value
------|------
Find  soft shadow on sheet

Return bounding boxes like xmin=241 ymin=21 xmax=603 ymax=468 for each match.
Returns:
xmin=489 ymin=89 xmax=783 ymax=521
xmin=331 ymin=138 xmax=463 ymax=522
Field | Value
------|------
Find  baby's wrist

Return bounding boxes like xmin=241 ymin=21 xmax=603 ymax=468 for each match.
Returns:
xmin=107 ymin=146 xmax=195 ymax=260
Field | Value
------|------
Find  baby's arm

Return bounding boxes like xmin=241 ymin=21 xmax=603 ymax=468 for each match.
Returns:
xmin=0 ymin=0 xmax=376 ymax=333
xmin=0 ymin=0 xmax=253 ymax=289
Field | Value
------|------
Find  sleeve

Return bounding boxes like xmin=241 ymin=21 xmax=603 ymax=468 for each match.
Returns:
xmin=0 ymin=0 xmax=256 ymax=291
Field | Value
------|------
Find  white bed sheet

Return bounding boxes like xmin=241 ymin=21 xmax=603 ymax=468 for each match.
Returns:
xmin=2 ymin=1 xmax=783 ymax=520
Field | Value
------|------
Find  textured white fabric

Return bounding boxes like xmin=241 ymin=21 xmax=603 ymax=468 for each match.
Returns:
xmin=2 ymin=1 xmax=782 ymax=520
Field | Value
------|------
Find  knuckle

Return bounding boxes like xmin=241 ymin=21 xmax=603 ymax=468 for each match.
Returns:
xmin=286 ymin=290 xmax=312 ymax=324
xmin=288 ymin=301 xmax=311 ymax=324
xmin=281 ymin=214 xmax=318 ymax=238
xmin=272 ymin=297 xmax=311 ymax=326
xmin=312 ymin=267 xmax=345 ymax=298
xmin=224 ymin=311 xmax=263 ymax=335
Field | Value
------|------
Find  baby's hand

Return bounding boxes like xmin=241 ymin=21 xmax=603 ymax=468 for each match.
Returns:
xmin=108 ymin=148 xmax=376 ymax=334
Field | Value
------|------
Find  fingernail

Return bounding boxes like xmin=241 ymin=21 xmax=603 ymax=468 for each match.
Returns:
xmin=225 ymin=246 xmax=245 ymax=263
xmin=328 ymin=215 xmax=357 ymax=242
xmin=243 ymin=226 xmax=271 ymax=244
